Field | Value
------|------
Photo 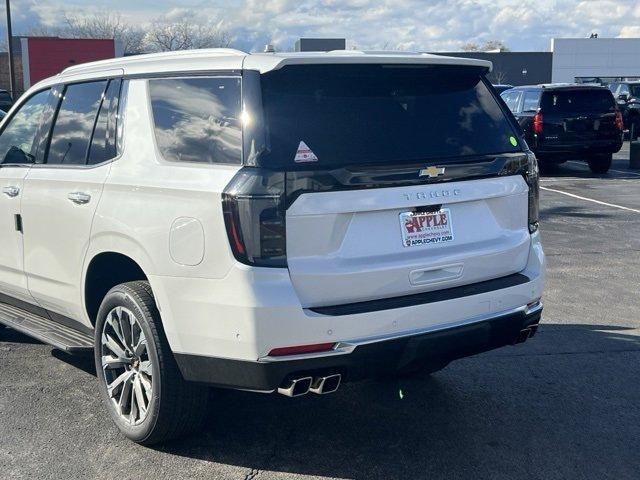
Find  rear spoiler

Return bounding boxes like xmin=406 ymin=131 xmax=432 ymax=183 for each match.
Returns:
xmin=243 ymin=52 xmax=492 ymax=74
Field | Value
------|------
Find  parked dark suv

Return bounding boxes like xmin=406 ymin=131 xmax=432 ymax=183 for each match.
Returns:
xmin=0 ymin=89 xmax=13 ymax=112
xmin=502 ymin=84 xmax=623 ymax=173
xmin=608 ymin=81 xmax=640 ymax=139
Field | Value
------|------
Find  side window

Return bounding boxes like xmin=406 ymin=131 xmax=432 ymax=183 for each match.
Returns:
xmin=47 ymin=80 xmax=107 ymax=165
xmin=0 ymin=89 xmax=50 ymax=164
xmin=501 ymin=91 xmax=518 ymax=113
xmin=88 ymin=78 xmax=122 ymax=165
xmin=608 ymin=83 xmax=618 ymax=94
xmin=148 ymin=76 xmax=242 ymax=164
xmin=521 ymin=91 xmax=541 ymax=112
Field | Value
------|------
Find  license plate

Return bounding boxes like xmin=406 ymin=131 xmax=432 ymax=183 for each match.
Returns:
xmin=399 ymin=209 xmax=454 ymax=248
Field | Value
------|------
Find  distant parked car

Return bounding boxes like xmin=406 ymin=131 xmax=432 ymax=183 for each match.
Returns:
xmin=493 ymin=84 xmax=514 ymax=94
xmin=0 ymin=90 xmax=13 ymax=112
xmin=502 ymin=84 xmax=623 ymax=173
xmin=608 ymin=81 xmax=640 ymax=139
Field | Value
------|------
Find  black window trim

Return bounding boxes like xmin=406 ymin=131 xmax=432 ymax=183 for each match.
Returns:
xmin=146 ymin=73 xmax=244 ymax=167
xmin=0 ymin=87 xmax=53 ymax=169
xmin=86 ymin=78 xmax=123 ymax=166
xmin=32 ymin=77 xmax=126 ymax=170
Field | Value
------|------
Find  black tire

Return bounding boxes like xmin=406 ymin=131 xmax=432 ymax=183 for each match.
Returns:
xmin=94 ymin=281 xmax=209 ymax=445
xmin=537 ymin=159 xmax=562 ymax=175
xmin=587 ymin=153 xmax=612 ymax=174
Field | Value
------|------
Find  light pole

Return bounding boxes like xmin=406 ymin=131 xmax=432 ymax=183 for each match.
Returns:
xmin=5 ymin=0 xmax=15 ymax=98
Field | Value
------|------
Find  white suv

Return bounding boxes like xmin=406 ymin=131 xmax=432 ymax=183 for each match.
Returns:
xmin=0 ymin=49 xmax=545 ymax=444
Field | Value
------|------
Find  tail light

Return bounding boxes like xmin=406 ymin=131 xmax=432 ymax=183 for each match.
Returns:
xmin=222 ymin=168 xmax=287 ymax=267
xmin=615 ymin=110 xmax=624 ymax=131
xmin=533 ymin=112 xmax=543 ymax=135
xmin=525 ymin=151 xmax=539 ymax=233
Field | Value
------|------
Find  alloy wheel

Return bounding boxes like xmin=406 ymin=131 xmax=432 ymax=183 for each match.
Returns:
xmin=100 ymin=306 xmax=153 ymax=426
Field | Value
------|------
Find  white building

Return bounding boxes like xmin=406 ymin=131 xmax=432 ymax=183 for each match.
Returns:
xmin=552 ymin=37 xmax=640 ymax=84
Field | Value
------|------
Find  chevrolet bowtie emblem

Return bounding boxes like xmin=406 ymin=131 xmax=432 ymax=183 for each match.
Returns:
xmin=419 ymin=166 xmax=446 ymax=178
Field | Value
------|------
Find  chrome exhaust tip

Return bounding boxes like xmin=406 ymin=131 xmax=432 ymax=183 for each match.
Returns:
xmin=277 ymin=377 xmax=313 ymax=397
xmin=309 ymin=374 xmax=342 ymax=395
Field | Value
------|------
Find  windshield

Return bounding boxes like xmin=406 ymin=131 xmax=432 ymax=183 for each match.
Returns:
xmin=258 ymin=64 xmax=520 ymax=169
xmin=541 ymin=89 xmax=615 ymax=113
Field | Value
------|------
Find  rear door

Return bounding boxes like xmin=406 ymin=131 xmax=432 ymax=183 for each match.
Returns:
xmin=22 ymin=77 xmax=122 ymax=323
xmin=259 ymin=64 xmax=531 ymax=308
xmin=540 ymin=88 xmax=619 ymax=145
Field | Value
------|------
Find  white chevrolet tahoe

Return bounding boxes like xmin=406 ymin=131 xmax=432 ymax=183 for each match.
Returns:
xmin=0 ymin=49 xmax=545 ymax=444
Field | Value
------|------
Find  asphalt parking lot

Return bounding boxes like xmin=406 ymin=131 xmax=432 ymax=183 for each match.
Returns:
xmin=1 ymin=144 xmax=639 ymax=480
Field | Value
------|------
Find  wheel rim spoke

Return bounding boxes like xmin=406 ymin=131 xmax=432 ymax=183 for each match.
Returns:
xmin=138 ymin=373 xmax=152 ymax=398
xmin=139 ymin=360 xmax=152 ymax=376
xmin=107 ymin=370 xmax=131 ymax=398
xmin=133 ymin=375 xmax=148 ymax=417
xmin=106 ymin=312 xmax=128 ymax=352
xmin=134 ymin=332 xmax=147 ymax=357
xmin=102 ymin=333 xmax=127 ymax=360
xmin=117 ymin=374 xmax=133 ymax=415
xmin=117 ymin=307 xmax=134 ymax=353
xmin=102 ymin=355 xmax=128 ymax=370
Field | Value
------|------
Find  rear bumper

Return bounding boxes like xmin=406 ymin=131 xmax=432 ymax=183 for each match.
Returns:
xmin=534 ymin=138 xmax=622 ymax=159
xmin=175 ymin=303 xmax=542 ymax=391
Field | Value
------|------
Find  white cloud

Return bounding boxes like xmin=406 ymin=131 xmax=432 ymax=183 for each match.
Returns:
xmin=3 ymin=0 xmax=640 ymax=52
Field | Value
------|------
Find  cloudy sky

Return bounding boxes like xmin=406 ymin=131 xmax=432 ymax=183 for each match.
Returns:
xmin=1 ymin=0 xmax=640 ymax=52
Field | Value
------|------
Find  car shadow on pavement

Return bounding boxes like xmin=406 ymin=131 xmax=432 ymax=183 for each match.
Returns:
xmin=539 ymin=205 xmax=617 ymax=220
xmin=148 ymin=323 xmax=640 ymax=480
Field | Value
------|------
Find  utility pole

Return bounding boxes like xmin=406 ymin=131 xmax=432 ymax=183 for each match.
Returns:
xmin=5 ymin=0 xmax=15 ymax=98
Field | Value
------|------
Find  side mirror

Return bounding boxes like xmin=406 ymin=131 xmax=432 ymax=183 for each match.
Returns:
xmin=618 ymin=93 xmax=629 ymax=102
xmin=1 ymin=145 xmax=35 ymax=165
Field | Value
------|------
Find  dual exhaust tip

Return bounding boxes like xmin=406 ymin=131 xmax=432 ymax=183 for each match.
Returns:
xmin=277 ymin=374 xmax=342 ymax=397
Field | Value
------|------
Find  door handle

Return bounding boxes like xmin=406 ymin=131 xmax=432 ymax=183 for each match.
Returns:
xmin=67 ymin=192 xmax=91 ymax=205
xmin=2 ymin=186 xmax=20 ymax=198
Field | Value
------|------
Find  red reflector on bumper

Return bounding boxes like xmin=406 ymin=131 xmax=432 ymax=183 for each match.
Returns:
xmin=269 ymin=342 xmax=335 ymax=357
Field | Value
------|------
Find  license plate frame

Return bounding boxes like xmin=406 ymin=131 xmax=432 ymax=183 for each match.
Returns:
xmin=399 ymin=208 xmax=454 ymax=248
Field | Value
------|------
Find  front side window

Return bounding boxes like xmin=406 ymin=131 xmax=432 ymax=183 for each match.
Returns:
xmin=149 ymin=77 xmax=242 ymax=164
xmin=0 ymin=89 xmax=50 ymax=164
xmin=259 ymin=64 xmax=521 ymax=169
xmin=47 ymin=81 xmax=107 ymax=165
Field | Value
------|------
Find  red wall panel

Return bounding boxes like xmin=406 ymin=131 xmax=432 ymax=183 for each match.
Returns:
xmin=27 ymin=38 xmax=116 ymax=85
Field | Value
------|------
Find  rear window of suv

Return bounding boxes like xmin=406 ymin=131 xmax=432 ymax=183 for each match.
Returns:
xmin=149 ymin=76 xmax=242 ymax=164
xmin=258 ymin=64 xmax=520 ymax=169
xmin=540 ymin=89 xmax=615 ymax=113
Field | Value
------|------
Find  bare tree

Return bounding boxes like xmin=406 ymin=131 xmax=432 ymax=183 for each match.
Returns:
xmin=461 ymin=42 xmax=480 ymax=51
xmin=144 ymin=17 xmax=231 ymax=52
xmin=63 ymin=12 xmax=146 ymax=55
xmin=460 ymin=40 xmax=510 ymax=52
xmin=24 ymin=12 xmax=145 ymax=55
xmin=482 ymin=40 xmax=510 ymax=52
xmin=491 ymin=69 xmax=508 ymax=84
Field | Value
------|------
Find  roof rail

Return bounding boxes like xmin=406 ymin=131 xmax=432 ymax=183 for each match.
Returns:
xmin=61 ymin=47 xmax=247 ymax=75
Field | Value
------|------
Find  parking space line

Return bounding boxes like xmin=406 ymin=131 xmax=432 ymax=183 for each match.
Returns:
xmin=567 ymin=161 xmax=640 ymax=177
xmin=540 ymin=186 xmax=640 ymax=213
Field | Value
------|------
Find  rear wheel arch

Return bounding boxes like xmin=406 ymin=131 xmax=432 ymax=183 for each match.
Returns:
xmin=84 ymin=252 xmax=148 ymax=326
